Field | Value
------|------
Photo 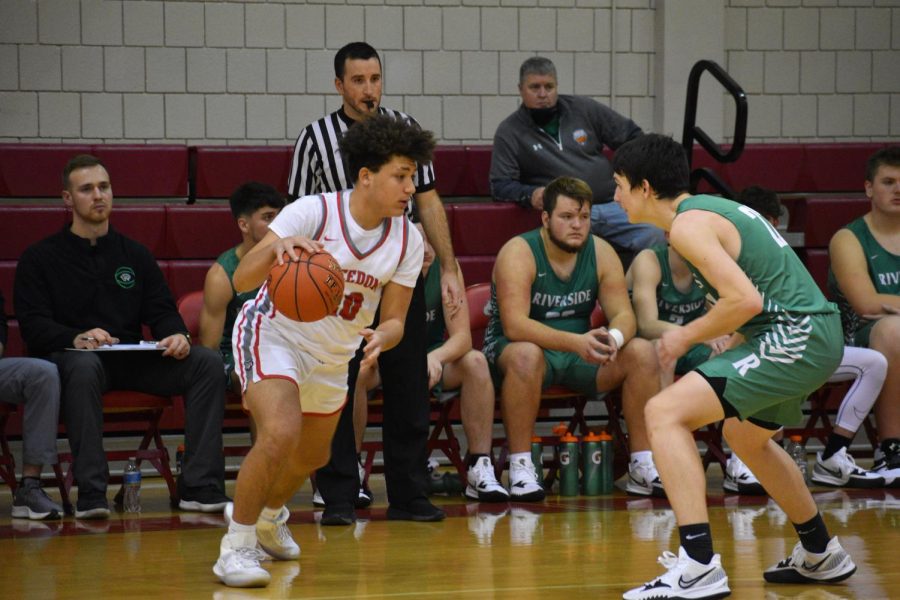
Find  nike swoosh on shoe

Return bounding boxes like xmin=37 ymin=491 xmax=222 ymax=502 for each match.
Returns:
xmin=678 ymin=568 xmax=715 ymax=588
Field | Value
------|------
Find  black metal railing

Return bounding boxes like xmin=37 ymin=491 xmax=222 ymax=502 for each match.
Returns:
xmin=681 ymin=60 xmax=748 ymax=198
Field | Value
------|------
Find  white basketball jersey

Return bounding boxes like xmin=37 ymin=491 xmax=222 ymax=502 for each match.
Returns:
xmin=235 ymin=191 xmax=423 ymax=366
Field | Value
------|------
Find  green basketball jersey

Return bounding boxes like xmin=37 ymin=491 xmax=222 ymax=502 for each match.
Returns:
xmin=423 ymin=262 xmax=445 ymax=351
xmin=483 ymin=228 xmax=598 ymax=357
xmin=216 ymin=246 xmax=259 ymax=362
xmin=828 ymin=216 xmax=900 ymax=344
xmin=651 ymin=244 xmax=707 ymax=326
xmin=675 ymin=196 xmax=836 ymax=340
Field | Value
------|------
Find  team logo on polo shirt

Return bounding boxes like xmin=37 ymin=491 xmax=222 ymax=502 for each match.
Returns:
xmin=573 ymin=129 xmax=588 ymax=145
xmin=115 ymin=266 xmax=136 ymax=289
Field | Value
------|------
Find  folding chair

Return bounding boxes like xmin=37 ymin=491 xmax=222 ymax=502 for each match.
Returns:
xmin=55 ymin=390 xmax=179 ymax=513
xmin=0 ymin=402 xmax=18 ymax=491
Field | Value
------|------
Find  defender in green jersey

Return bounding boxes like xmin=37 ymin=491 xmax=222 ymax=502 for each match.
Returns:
xmin=485 ymin=176 xmax=661 ymax=501
xmin=613 ymin=134 xmax=854 ymax=600
xmin=828 ymin=146 xmax=900 ymax=484
xmin=199 ymin=182 xmax=284 ymax=393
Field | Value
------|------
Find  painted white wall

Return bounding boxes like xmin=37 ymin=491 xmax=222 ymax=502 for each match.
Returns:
xmin=0 ymin=0 xmax=897 ymax=145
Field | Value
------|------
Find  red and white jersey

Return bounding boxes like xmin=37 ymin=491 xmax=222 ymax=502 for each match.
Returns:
xmin=235 ymin=190 xmax=423 ymax=365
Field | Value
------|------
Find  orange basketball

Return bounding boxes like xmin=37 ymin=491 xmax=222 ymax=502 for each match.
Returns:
xmin=267 ymin=248 xmax=345 ymax=322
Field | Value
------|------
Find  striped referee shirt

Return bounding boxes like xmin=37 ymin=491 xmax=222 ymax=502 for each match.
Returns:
xmin=287 ymin=107 xmax=437 ymax=211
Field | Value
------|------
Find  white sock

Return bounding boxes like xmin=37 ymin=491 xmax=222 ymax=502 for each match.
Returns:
xmin=259 ymin=505 xmax=283 ymax=522
xmin=631 ymin=450 xmax=653 ymax=464
xmin=227 ymin=520 xmax=257 ymax=549
xmin=510 ymin=452 xmax=532 ymax=465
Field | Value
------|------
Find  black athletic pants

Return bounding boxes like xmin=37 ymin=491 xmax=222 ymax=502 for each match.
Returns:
xmin=315 ymin=274 xmax=429 ymax=509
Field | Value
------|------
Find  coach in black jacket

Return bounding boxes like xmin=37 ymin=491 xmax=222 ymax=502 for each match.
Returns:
xmin=15 ymin=154 xmax=228 ymax=519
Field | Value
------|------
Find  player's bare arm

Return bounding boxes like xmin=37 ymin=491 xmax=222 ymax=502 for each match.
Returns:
xmin=416 ymin=188 xmax=463 ymax=313
xmin=664 ymin=211 xmax=762 ymax=362
xmin=629 ymin=248 xmax=678 ymax=340
xmin=830 ymin=228 xmax=900 ymax=316
xmin=199 ymin=263 xmax=232 ymax=350
xmin=360 ymin=281 xmax=414 ymax=369
xmin=430 ymin=264 xmax=472 ymax=367
xmin=233 ymin=230 xmax=323 ymax=293
xmin=594 ymin=235 xmax=637 ymax=356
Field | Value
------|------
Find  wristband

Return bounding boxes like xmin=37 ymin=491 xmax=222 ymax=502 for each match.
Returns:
xmin=608 ymin=328 xmax=624 ymax=349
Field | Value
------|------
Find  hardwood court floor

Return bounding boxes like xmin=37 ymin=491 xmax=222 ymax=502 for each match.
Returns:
xmin=0 ymin=474 xmax=898 ymax=599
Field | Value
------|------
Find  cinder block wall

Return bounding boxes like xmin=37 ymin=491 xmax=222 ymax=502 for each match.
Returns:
xmin=0 ymin=0 xmax=897 ymax=145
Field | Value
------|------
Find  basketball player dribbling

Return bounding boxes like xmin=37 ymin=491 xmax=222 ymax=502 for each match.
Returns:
xmin=613 ymin=134 xmax=855 ymax=600
xmin=213 ymin=115 xmax=430 ymax=588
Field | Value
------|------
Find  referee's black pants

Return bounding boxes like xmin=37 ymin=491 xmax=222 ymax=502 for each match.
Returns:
xmin=316 ymin=273 xmax=429 ymax=510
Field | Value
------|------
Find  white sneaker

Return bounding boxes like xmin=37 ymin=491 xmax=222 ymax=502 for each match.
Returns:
xmin=625 ymin=459 xmax=665 ymax=497
xmin=723 ymin=454 xmax=765 ymax=495
xmin=312 ymin=489 xmax=324 ymax=508
xmin=256 ymin=507 xmax=300 ymax=561
xmin=872 ymin=447 xmax=900 ymax=487
xmin=465 ymin=456 xmax=510 ymax=503
xmin=763 ymin=536 xmax=856 ymax=584
xmin=213 ymin=534 xmax=271 ymax=588
xmin=508 ymin=456 xmax=545 ymax=502
xmin=623 ymin=547 xmax=730 ymax=600
xmin=811 ymin=448 xmax=885 ymax=488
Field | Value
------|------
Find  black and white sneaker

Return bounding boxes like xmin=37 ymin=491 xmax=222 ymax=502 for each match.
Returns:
xmin=873 ymin=444 xmax=900 ymax=488
xmin=465 ymin=456 xmax=510 ymax=503
xmin=723 ymin=454 xmax=766 ymax=495
xmin=764 ymin=536 xmax=856 ymax=584
xmin=811 ymin=448 xmax=884 ymax=488
xmin=623 ymin=547 xmax=730 ymax=600
xmin=625 ymin=459 xmax=665 ymax=497
xmin=509 ymin=456 xmax=545 ymax=502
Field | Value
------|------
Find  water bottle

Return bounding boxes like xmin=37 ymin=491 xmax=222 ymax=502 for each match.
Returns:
xmin=581 ymin=432 xmax=602 ymax=496
xmin=558 ymin=432 xmax=580 ymax=496
xmin=124 ymin=457 xmax=142 ymax=513
xmin=175 ymin=443 xmax=185 ymax=476
xmin=788 ymin=435 xmax=808 ymax=483
xmin=531 ymin=436 xmax=545 ymax=486
xmin=598 ymin=430 xmax=614 ymax=494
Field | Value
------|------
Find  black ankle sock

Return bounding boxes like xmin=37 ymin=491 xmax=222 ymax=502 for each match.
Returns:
xmin=793 ymin=512 xmax=830 ymax=553
xmin=466 ymin=453 xmax=488 ymax=468
xmin=679 ymin=523 xmax=714 ymax=564
xmin=822 ymin=433 xmax=852 ymax=460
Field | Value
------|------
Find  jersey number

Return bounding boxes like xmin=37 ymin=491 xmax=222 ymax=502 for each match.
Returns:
xmin=338 ymin=292 xmax=364 ymax=321
xmin=738 ymin=205 xmax=788 ymax=248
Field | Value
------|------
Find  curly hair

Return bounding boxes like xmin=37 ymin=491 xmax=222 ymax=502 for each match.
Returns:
xmin=338 ymin=114 xmax=435 ymax=184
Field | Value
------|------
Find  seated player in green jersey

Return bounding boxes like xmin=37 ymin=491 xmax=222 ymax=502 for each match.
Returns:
xmin=484 ymin=176 xmax=662 ymax=501
xmin=352 ymin=226 xmax=508 ymax=504
xmin=199 ymin=182 xmax=284 ymax=445
xmin=828 ymin=146 xmax=900 ymax=486
xmin=613 ymin=134 xmax=855 ymax=600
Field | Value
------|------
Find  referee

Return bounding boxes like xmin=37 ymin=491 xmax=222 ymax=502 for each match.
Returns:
xmin=287 ymin=42 xmax=463 ymax=524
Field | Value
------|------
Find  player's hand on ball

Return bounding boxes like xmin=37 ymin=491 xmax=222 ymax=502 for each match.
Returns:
xmin=273 ymin=236 xmax=323 ymax=264
xmin=360 ymin=328 xmax=386 ymax=369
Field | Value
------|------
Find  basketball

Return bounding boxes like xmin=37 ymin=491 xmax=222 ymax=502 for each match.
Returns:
xmin=267 ymin=248 xmax=345 ymax=322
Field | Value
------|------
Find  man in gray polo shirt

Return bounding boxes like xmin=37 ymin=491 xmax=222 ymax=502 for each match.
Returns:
xmin=490 ymin=56 xmax=664 ymax=262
